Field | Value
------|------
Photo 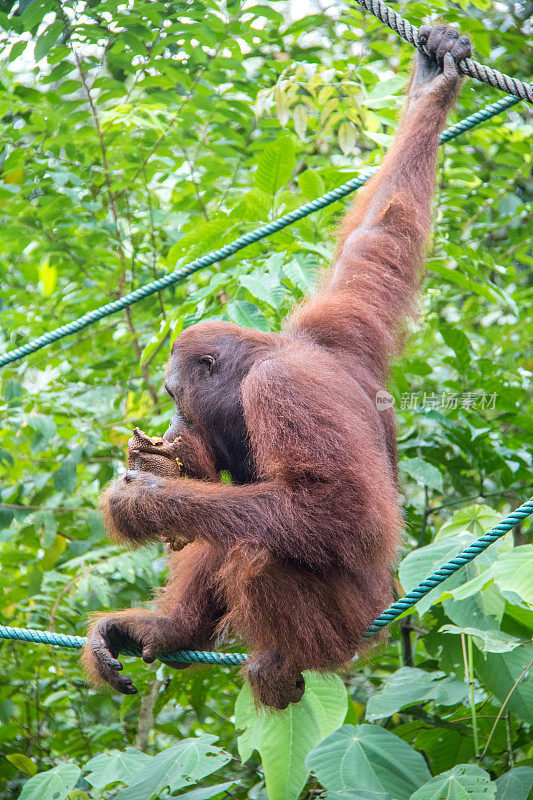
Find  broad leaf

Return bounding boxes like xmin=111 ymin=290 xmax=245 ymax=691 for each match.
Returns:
xmin=236 ymin=672 xmax=347 ymax=800
xmin=436 ymin=505 xmax=504 ymax=541
xmin=439 ymin=625 xmax=521 ymax=653
xmin=306 ymin=724 xmax=430 ymax=800
xmin=255 ymin=136 xmax=295 ymax=196
xmin=400 ymin=457 xmax=443 ymax=492
xmin=399 ymin=533 xmax=474 ymax=616
xmin=366 ymin=668 xmax=467 ymax=721
xmin=326 ymin=792 xmax=392 ymax=800
xmin=475 ymin=643 xmax=533 ymax=724
xmin=84 ymin=748 xmax=151 ymax=790
xmin=227 ymin=300 xmax=270 ymax=331
xmin=410 ymin=764 xmax=495 ymax=800
xmin=19 ymin=764 xmax=81 ymax=800
xmin=495 ymin=766 xmax=533 ymax=800
xmin=493 ymin=546 xmax=533 ymax=605
xmin=283 ymin=254 xmax=320 ymax=296
xmin=114 ymin=736 xmax=231 ymax=800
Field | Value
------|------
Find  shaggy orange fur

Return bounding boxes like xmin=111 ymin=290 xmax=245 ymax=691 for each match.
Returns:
xmin=82 ymin=26 xmax=471 ymax=708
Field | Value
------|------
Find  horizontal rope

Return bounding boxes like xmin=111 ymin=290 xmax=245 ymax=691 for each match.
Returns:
xmin=0 ymin=95 xmax=519 ymax=370
xmin=1 ymin=496 xmax=531 ymax=666
xmin=351 ymin=0 xmax=533 ymax=104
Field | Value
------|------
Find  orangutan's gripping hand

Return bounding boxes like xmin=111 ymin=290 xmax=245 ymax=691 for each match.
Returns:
xmin=410 ymin=25 xmax=471 ymax=102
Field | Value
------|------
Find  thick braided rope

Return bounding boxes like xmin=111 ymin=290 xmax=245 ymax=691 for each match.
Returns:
xmin=1 ymin=497 xmax=531 ymax=666
xmin=0 ymin=95 xmax=519 ymax=370
xmin=365 ymin=495 xmax=533 ymax=636
xmin=351 ymin=0 xmax=533 ymax=104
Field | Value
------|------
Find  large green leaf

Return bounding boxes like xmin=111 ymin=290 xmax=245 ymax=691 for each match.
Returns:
xmin=84 ymin=748 xmax=151 ymax=790
xmin=114 ymin=737 xmax=231 ymax=800
xmin=438 ymin=625 xmax=521 ymax=653
xmin=19 ymin=764 xmax=81 ymax=800
xmin=235 ymin=672 xmax=347 ymax=800
xmin=366 ymin=667 xmax=467 ymax=721
xmin=410 ymin=765 xmax=496 ymax=800
xmin=399 ymin=526 xmax=505 ymax=629
xmin=239 ymin=272 xmax=285 ymax=309
xmin=326 ymin=792 xmax=392 ymax=800
xmin=474 ymin=643 xmax=533 ymax=724
xmin=495 ymin=767 xmax=533 ymax=800
xmin=398 ymin=532 xmax=474 ymax=616
xmin=436 ymin=505 xmax=504 ymax=541
xmin=255 ymin=136 xmax=295 ymax=196
xmin=306 ymin=724 xmax=431 ymax=800
xmin=226 ymin=300 xmax=270 ymax=331
xmin=400 ymin=457 xmax=443 ymax=492
xmin=493 ymin=546 xmax=533 ymax=605
xmin=283 ymin=254 xmax=320 ymax=296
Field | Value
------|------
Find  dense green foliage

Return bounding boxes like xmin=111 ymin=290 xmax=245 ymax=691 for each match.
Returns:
xmin=0 ymin=0 xmax=532 ymax=798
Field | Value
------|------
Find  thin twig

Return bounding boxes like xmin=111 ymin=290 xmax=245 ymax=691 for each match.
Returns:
xmin=479 ymin=657 xmax=533 ymax=761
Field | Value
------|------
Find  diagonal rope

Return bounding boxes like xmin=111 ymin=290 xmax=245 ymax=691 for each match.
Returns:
xmin=350 ymin=0 xmax=533 ymax=104
xmin=1 ymin=496 xmax=531 ymax=666
xmin=0 ymin=95 xmax=519 ymax=370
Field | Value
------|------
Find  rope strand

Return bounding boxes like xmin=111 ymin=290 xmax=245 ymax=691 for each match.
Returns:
xmin=1 ymin=497 xmax=531 ymax=666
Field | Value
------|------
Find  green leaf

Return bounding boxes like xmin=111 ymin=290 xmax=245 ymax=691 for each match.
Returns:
xmin=429 ymin=262 xmax=509 ymax=307
xmin=338 ymin=121 xmax=356 ymax=155
xmin=363 ymin=131 xmax=393 ymax=147
xmin=34 ymin=20 xmax=63 ymax=61
xmin=400 ymin=457 xmax=443 ymax=492
xmin=445 ymin=569 xmax=494 ymax=601
xmin=436 ymin=505 xmax=503 ymax=541
xmin=84 ymin=748 xmax=151 ymax=790
xmin=440 ymin=324 xmax=471 ymax=371
xmin=28 ymin=414 xmax=57 ymax=442
xmin=475 ymin=643 xmax=533 ymax=724
xmin=326 ymin=792 xmax=392 ymax=800
xmin=236 ymin=672 xmax=347 ymax=800
xmin=410 ymin=764 xmax=496 ymax=800
xmin=226 ymin=300 xmax=270 ymax=331
xmin=399 ymin=533 xmax=474 ymax=616
xmin=22 ymin=0 xmax=52 ymax=30
xmin=293 ymin=104 xmax=308 ymax=139
xmin=255 ymin=136 xmax=295 ymax=196
xmin=365 ymin=667 xmax=467 ymax=721
xmin=439 ymin=625 xmax=521 ymax=653
xmin=19 ymin=764 xmax=81 ymax=800
xmin=493 ymin=546 xmax=533 ymax=605
xmin=4 ymin=379 xmax=23 ymax=401
xmin=495 ymin=767 xmax=533 ymax=800
xmin=114 ymin=736 xmax=231 ymax=800
xmin=239 ymin=272 xmax=284 ymax=309
xmin=53 ymin=457 xmax=77 ymax=494
xmin=298 ymin=169 xmax=325 ymax=200
xmin=174 ymin=781 xmax=238 ymax=800
xmin=6 ymin=753 xmax=37 ymax=776
xmin=306 ymin=724 xmax=431 ymax=800
xmin=283 ymin=255 xmax=320 ymax=296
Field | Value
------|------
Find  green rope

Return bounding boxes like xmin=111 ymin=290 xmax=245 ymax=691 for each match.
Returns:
xmin=1 ymin=496 xmax=531 ymax=666
xmin=0 ymin=94 xmax=519 ymax=370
